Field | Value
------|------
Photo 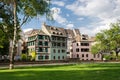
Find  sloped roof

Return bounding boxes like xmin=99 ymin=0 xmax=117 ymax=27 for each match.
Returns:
xmin=44 ymin=24 xmax=67 ymax=37
xmin=38 ymin=30 xmax=47 ymax=35
xmin=65 ymin=29 xmax=75 ymax=38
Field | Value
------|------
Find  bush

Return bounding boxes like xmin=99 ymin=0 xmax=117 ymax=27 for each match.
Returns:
xmin=21 ymin=54 xmax=27 ymax=61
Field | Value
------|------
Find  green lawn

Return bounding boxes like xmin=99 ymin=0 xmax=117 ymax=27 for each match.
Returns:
xmin=0 ymin=63 xmax=120 ymax=80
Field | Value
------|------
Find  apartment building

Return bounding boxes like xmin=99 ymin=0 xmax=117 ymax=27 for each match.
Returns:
xmin=71 ymin=34 xmax=101 ymax=60
xmin=27 ymin=23 xmax=67 ymax=61
xmin=42 ymin=23 xmax=67 ymax=60
xmin=65 ymin=29 xmax=81 ymax=58
xmin=27 ymin=29 xmax=50 ymax=60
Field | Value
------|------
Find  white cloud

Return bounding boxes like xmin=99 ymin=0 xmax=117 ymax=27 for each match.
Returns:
xmin=66 ymin=23 xmax=74 ymax=29
xmin=66 ymin=0 xmax=120 ymax=36
xmin=66 ymin=14 xmax=70 ymax=17
xmin=51 ymin=7 xmax=67 ymax=24
xmin=52 ymin=1 xmax=65 ymax=6
xmin=23 ymin=28 xmax=33 ymax=32
xmin=77 ymin=17 xmax=84 ymax=21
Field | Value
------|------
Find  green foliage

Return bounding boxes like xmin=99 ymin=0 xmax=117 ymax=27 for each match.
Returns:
xmin=31 ymin=51 xmax=36 ymax=61
xmin=92 ymin=22 xmax=120 ymax=58
xmin=0 ymin=29 xmax=9 ymax=55
xmin=21 ymin=54 xmax=27 ymax=61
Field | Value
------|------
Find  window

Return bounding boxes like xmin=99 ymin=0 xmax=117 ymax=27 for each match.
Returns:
xmin=44 ymin=41 xmax=48 ymax=46
xmin=82 ymin=54 xmax=84 ymax=57
xmin=53 ymin=49 xmax=56 ymax=53
xmin=57 ymin=43 xmax=61 ymax=47
xmin=53 ymin=32 xmax=55 ymax=34
xmin=45 ymin=48 xmax=48 ymax=52
xmin=60 ymin=33 xmax=63 ymax=35
xmin=62 ymin=50 xmax=65 ymax=53
xmin=70 ymin=49 xmax=73 ymax=52
xmin=53 ymin=56 xmax=55 ymax=60
xmin=81 ymin=43 xmax=89 ymax=46
xmin=38 ymin=41 xmax=43 ymax=46
xmin=39 ymin=48 xmax=43 ymax=52
xmin=81 ymin=48 xmax=89 ymax=52
xmin=62 ymin=56 xmax=64 ymax=59
xmin=38 ymin=35 xmax=43 ymax=39
xmin=62 ymin=43 xmax=65 ymax=47
xmin=45 ymin=56 xmax=49 ymax=59
xmin=57 ymin=37 xmax=60 ymax=40
xmin=76 ymin=43 xmax=79 ymax=46
xmin=38 ymin=56 xmax=43 ymax=60
xmin=77 ymin=54 xmax=79 ymax=58
xmin=58 ymin=50 xmax=60 ymax=53
xmin=45 ymin=36 xmax=48 ymax=39
xmin=76 ymin=48 xmax=79 ymax=52
xmin=58 ymin=56 xmax=60 ymax=60
xmin=86 ymin=54 xmax=88 ymax=57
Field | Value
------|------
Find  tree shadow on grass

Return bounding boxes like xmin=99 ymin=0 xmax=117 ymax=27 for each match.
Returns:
xmin=0 ymin=69 xmax=120 ymax=80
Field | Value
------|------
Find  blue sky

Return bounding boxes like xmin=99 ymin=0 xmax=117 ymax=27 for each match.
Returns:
xmin=22 ymin=0 xmax=120 ymax=36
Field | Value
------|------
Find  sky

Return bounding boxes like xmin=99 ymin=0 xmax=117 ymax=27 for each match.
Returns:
xmin=22 ymin=0 xmax=120 ymax=36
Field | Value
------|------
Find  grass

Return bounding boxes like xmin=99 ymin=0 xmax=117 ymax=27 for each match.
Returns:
xmin=0 ymin=63 xmax=120 ymax=80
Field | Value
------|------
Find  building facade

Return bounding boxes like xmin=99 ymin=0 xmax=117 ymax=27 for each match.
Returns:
xmin=71 ymin=34 xmax=101 ymax=60
xmin=42 ymin=23 xmax=67 ymax=60
xmin=27 ymin=23 xmax=67 ymax=61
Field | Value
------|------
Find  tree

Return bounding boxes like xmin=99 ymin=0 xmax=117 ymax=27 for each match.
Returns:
xmin=91 ymin=22 xmax=120 ymax=60
xmin=0 ymin=0 xmax=52 ymax=69
xmin=0 ymin=30 xmax=9 ymax=55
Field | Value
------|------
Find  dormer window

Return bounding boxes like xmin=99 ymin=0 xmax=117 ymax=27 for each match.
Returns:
xmin=56 ymin=28 xmax=58 ymax=30
xmin=53 ymin=32 xmax=55 ymax=34
xmin=60 ymin=33 xmax=63 ymax=35
xmin=51 ymin=27 xmax=53 ymax=30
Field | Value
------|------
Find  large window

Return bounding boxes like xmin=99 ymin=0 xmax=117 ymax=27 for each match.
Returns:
xmin=76 ymin=43 xmax=79 ymax=46
xmin=53 ymin=56 xmax=55 ymax=60
xmin=39 ymin=48 xmax=43 ymax=52
xmin=45 ymin=56 xmax=49 ymax=59
xmin=53 ymin=49 xmax=56 ymax=53
xmin=38 ymin=56 xmax=43 ymax=60
xmin=62 ymin=49 xmax=65 ymax=53
xmin=86 ymin=54 xmax=88 ymax=57
xmin=76 ymin=48 xmax=79 ymax=52
xmin=58 ymin=50 xmax=60 ymax=53
xmin=44 ymin=41 xmax=48 ymax=46
xmin=81 ymin=43 xmax=89 ymax=46
xmin=38 ymin=35 xmax=43 ymax=39
xmin=58 ymin=56 xmax=60 ymax=60
xmin=57 ymin=43 xmax=61 ymax=47
xmin=62 ymin=43 xmax=65 ymax=47
xmin=38 ymin=41 xmax=43 ymax=46
xmin=45 ymin=48 xmax=48 ymax=52
xmin=81 ymin=48 xmax=89 ymax=52
xmin=82 ymin=54 xmax=84 ymax=57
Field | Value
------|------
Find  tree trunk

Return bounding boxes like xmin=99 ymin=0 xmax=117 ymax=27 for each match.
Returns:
xmin=9 ymin=0 xmax=17 ymax=70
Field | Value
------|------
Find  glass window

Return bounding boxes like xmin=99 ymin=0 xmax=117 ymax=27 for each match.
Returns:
xmin=86 ymin=54 xmax=88 ymax=57
xmin=62 ymin=50 xmax=65 ymax=53
xmin=38 ymin=56 xmax=43 ymax=60
xmin=45 ymin=56 xmax=49 ymax=59
xmin=53 ymin=56 xmax=55 ymax=60
xmin=44 ymin=41 xmax=48 ymax=46
xmin=76 ymin=48 xmax=79 ymax=52
xmin=58 ymin=56 xmax=60 ymax=60
xmin=82 ymin=54 xmax=84 ymax=57
xmin=58 ymin=50 xmax=60 ymax=53
xmin=53 ymin=49 xmax=56 ymax=53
